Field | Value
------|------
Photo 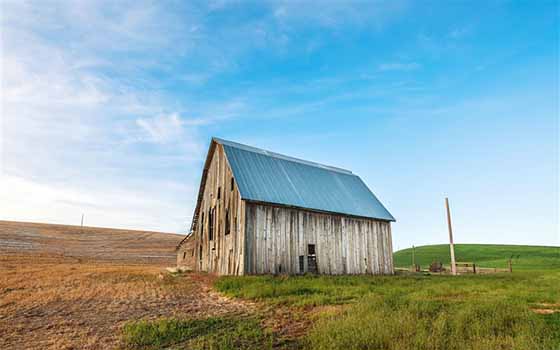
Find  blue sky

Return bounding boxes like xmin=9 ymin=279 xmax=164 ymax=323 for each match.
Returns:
xmin=1 ymin=1 xmax=558 ymax=249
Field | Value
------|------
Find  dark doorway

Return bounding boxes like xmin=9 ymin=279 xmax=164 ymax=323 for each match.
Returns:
xmin=307 ymin=244 xmax=318 ymax=274
xmin=199 ymin=245 xmax=203 ymax=270
xmin=208 ymin=208 xmax=214 ymax=241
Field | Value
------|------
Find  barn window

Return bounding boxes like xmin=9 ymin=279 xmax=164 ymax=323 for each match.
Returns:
xmin=217 ymin=187 xmax=221 ymax=200
xmin=208 ymin=208 xmax=214 ymax=241
xmin=225 ymin=208 xmax=230 ymax=235
xmin=307 ymin=244 xmax=316 ymax=255
xmin=230 ymin=177 xmax=234 ymax=191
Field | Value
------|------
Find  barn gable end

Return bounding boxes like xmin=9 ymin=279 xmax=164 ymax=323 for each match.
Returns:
xmin=177 ymin=141 xmax=246 ymax=275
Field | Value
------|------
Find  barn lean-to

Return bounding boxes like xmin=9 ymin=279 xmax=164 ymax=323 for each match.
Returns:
xmin=177 ymin=138 xmax=395 ymax=275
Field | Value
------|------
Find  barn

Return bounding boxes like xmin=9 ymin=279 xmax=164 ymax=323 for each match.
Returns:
xmin=177 ymin=137 xmax=395 ymax=275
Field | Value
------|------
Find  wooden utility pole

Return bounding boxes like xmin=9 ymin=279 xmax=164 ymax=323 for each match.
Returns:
xmin=81 ymin=214 xmax=84 ymax=228
xmin=445 ymin=198 xmax=457 ymax=275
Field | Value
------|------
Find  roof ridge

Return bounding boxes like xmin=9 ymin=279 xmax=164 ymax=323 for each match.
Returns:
xmin=213 ymin=137 xmax=353 ymax=175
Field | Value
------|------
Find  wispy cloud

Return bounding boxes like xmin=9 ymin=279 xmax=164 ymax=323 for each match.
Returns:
xmin=448 ymin=26 xmax=472 ymax=39
xmin=136 ymin=114 xmax=186 ymax=144
xmin=271 ymin=0 xmax=409 ymax=28
xmin=378 ymin=62 xmax=421 ymax=71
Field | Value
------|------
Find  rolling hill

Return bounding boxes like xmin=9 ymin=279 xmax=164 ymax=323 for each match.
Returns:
xmin=0 ymin=220 xmax=184 ymax=265
xmin=394 ymin=243 xmax=560 ymax=271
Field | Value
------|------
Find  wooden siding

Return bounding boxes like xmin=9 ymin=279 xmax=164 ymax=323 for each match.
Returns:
xmin=177 ymin=235 xmax=196 ymax=269
xmin=193 ymin=144 xmax=245 ymax=275
xmin=244 ymin=202 xmax=394 ymax=275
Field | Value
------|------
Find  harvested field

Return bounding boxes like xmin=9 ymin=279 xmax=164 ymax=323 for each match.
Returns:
xmin=0 ymin=220 xmax=183 ymax=265
xmin=0 ymin=221 xmax=256 ymax=350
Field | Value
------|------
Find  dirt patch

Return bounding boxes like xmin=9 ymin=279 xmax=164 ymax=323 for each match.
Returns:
xmin=259 ymin=304 xmax=347 ymax=347
xmin=531 ymin=303 xmax=560 ymax=315
xmin=0 ymin=257 xmax=257 ymax=350
xmin=532 ymin=309 xmax=559 ymax=315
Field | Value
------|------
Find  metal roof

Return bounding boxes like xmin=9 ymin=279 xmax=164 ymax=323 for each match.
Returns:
xmin=215 ymin=138 xmax=395 ymax=221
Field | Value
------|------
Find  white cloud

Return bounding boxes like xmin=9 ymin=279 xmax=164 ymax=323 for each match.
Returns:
xmin=0 ymin=1 xmax=207 ymax=231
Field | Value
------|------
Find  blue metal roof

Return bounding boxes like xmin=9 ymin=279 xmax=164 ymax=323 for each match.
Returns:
xmin=215 ymin=138 xmax=395 ymax=221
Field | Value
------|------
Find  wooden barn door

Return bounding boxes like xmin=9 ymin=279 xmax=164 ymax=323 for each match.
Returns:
xmin=307 ymin=244 xmax=318 ymax=274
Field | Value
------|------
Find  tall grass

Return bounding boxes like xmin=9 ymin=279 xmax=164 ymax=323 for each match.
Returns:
xmin=216 ymin=271 xmax=560 ymax=349
xmin=307 ymin=296 xmax=555 ymax=350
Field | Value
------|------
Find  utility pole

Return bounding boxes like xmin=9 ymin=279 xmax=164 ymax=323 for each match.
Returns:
xmin=445 ymin=198 xmax=457 ymax=275
xmin=412 ymin=245 xmax=416 ymax=271
xmin=81 ymin=213 xmax=84 ymax=227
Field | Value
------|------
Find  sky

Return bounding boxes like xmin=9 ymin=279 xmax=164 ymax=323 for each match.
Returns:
xmin=1 ymin=0 xmax=558 ymax=250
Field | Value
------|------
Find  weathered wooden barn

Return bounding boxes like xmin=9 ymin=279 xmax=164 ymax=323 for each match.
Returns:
xmin=177 ymin=138 xmax=395 ymax=275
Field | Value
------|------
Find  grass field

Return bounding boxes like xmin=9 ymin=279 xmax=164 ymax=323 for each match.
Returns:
xmin=216 ymin=272 xmax=560 ymax=349
xmin=213 ymin=244 xmax=560 ymax=349
xmin=2 ymin=221 xmax=558 ymax=349
xmin=393 ymin=244 xmax=560 ymax=270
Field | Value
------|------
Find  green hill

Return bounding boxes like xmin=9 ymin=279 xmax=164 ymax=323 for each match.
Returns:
xmin=393 ymin=244 xmax=560 ymax=271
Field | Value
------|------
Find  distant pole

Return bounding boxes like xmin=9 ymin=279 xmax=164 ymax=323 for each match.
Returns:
xmin=412 ymin=245 xmax=416 ymax=270
xmin=81 ymin=214 xmax=84 ymax=233
xmin=445 ymin=198 xmax=457 ymax=275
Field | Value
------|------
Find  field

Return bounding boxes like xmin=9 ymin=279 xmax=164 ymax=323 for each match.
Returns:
xmin=1 ymin=221 xmax=559 ymax=349
xmin=0 ymin=221 xmax=257 ymax=350
xmin=393 ymin=243 xmax=560 ymax=271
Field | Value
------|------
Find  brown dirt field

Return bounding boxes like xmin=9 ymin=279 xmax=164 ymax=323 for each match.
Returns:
xmin=0 ymin=220 xmax=183 ymax=265
xmin=0 ymin=221 xmax=257 ymax=350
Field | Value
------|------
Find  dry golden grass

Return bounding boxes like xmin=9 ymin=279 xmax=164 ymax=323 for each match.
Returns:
xmin=0 ymin=221 xmax=254 ymax=350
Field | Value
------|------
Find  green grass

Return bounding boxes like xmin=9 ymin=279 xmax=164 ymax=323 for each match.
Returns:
xmin=120 ymin=316 xmax=273 ymax=350
xmin=121 ymin=244 xmax=560 ymax=349
xmin=216 ymin=271 xmax=560 ymax=349
xmin=307 ymin=295 xmax=555 ymax=350
xmin=393 ymin=244 xmax=560 ymax=270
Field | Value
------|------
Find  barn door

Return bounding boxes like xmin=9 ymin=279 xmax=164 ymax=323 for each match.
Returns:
xmin=307 ymin=244 xmax=318 ymax=274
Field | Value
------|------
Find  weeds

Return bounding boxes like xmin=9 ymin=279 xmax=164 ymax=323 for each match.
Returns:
xmin=120 ymin=317 xmax=273 ymax=350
